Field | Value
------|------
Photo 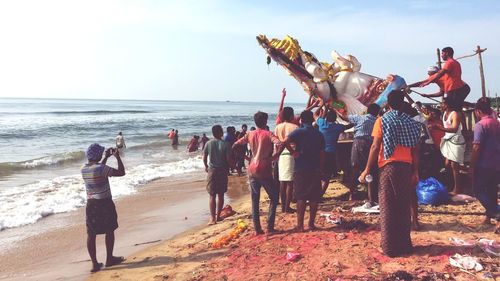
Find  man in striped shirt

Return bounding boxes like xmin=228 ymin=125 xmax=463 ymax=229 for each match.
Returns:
xmin=338 ymin=103 xmax=380 ymax=203
xmin=81 ymin=143 xmax=125 ymax=273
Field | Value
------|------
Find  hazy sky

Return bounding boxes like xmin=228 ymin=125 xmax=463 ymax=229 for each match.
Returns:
xmin=1 ymin=0 xmax=499 ymax=103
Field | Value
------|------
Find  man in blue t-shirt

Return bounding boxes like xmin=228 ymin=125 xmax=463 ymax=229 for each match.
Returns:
xmin=282 ymin=110 xmax=325 ymax=232
xmin=315 ymin=106 xmax=352 ymax=195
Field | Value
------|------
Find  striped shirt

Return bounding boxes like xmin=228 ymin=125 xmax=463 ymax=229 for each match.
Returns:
xmin=381 ymin=110 xmax=420 ymax=159
xmin=81 ymin=163 xmax=113 ymax=199
xmin=348 ymin=114 xmax=377 ymax=139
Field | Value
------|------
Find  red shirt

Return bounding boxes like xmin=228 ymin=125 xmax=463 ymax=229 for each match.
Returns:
xmin=428 ymin=119 xmax=445 ymax=151
xmin=441 ymin=58 xmax=465 ymax=92
xmin=234 ymin=128 xmax=280 ymax=179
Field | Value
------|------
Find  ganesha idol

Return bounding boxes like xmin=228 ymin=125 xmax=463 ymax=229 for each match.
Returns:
xmin=256 ymin=35 xmax=407 ymax=115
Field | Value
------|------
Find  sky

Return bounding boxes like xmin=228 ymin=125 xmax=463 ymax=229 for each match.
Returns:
xmin=0 ymin=0 xmax=499 ymax=103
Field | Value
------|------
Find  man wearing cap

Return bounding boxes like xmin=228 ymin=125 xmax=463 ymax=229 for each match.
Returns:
xmin=81 ymin=143 xmax=125 ymax=272
xmin=407 ymin=65 xmax=444 ymax=99
xmin=411 ymin=47 xmax=471 ymax=108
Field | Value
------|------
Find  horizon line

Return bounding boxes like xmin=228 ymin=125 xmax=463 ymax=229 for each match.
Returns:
xmin=0 ymin=96 xmax=306 ymax=105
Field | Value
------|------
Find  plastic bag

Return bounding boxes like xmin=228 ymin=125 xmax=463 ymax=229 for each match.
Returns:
xmin=449 ymin=254 xmax=483 ymax=271
xmin=416 ymin=177 xmax=449 ymax=205
xmin=285 ymin=252 xmax=301 ymax=262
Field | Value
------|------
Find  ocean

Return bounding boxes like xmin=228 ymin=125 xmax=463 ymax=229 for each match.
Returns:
xmin=0 ymin=98 xmax=291 ymax=231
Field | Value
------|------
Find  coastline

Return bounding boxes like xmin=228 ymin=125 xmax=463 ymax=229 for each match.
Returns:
xmin=0 ymin=173 xmax=249 ymax=281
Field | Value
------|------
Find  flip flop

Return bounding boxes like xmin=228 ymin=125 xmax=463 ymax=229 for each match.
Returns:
xmin=105 ymin=256 xmax=125 ymax=267
xmin=90 ymin=263 xmax=103 ymax=273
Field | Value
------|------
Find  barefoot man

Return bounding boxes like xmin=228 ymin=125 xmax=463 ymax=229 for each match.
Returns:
xmin=81 ymin=143 xmax=125 ymax=272
xmin=282 ymin=110 xmax=325 ymax=232
xmin=203 ymin=125 xmax=233 ymax=225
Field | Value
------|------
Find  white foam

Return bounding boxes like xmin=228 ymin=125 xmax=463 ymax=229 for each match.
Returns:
xmin=21 ymin=151 xmax=84 ymax=168
xmin=0 ymin=156 xmax=204 ymax=230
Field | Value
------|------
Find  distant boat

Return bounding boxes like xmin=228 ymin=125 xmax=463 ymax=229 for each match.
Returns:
xmin=226 ymin=100 xmax=231 ymax=102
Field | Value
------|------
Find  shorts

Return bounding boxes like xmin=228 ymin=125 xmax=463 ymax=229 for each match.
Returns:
xmin=206 ymin=168 xmax=228 ymax=195
xmin=322 ymin=151 xmax=337 ymax=181
xmin=294 ymin=170 xmax=322 ymax=201
xmin=86 ymin=198 xmax=119 ymax=235
xmin=445 ymin=84 xmax=470 ymax=108
xmin=278 ymin=152 xmax=295 ymax=181
xmin=351 ymin=137 xmax=372 ymax=169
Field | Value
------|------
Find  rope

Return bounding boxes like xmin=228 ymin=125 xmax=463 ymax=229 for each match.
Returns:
xmin=408 ymin=89 xmax=441 ymax=103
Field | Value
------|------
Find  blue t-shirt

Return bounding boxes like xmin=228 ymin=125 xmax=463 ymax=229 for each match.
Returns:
xmin=287 ymin=124 xmax=325 ymax=172
xmin=224 ymin=134 xmax=236 ymax=146
xmin=316 ymin=117 xmax=346 ymax=153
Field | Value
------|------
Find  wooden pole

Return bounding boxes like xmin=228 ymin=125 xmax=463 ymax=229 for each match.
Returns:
xmin=476 ymin=45 xmax=487 ymax=98
xmin=436 ymin=48 xmax=442 ymax=68
xmin=496 ymin=92 xmax=499 ymax=114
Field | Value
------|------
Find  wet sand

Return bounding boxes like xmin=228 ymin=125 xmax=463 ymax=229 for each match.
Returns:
xmin=0 ymin=173 xmax=249 ymax=281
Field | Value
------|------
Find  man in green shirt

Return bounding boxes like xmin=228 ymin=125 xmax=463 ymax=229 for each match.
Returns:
xmin=203 ymin=125 xmax=233 ymax=225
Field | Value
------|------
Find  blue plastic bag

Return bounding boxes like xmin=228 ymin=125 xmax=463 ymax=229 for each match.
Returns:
xmin=416 ymin=177 xmax=449 ymax=205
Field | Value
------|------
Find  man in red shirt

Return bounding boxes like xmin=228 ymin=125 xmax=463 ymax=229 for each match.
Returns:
xmin=419 ymin=47 xmax=470 ymax=108
xmin=233 ymin=111 xmax=296 ymax=235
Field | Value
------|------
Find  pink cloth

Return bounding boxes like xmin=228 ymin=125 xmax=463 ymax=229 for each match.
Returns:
xmin=234 ymin=128 xmax=280 ymax=179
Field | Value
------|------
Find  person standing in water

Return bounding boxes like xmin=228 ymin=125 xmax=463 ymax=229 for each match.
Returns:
xmin=115 ymin=132 xmax=126 ymax=157
xmin=168 ymin=129 xmax=175 ymax=140
xmin=187 ymin=135 xmax=200 ymax=152
xmin=171 ymin=130 xmax=179 ymax=147
xmin=200 ymin=133 xmax=209 ymax=150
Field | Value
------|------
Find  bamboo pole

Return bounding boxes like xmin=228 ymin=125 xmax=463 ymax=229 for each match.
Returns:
xmin=476 ymin=45 xmax=487 ymax=98
xmin=436 ymin=48 xmax=442 ymax=68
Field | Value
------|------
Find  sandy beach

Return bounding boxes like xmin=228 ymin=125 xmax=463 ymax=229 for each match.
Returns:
xmin=0 ymin=173 xmax=249 ymax=281
xmin=85 ymin=179 xmax=499 ymax=281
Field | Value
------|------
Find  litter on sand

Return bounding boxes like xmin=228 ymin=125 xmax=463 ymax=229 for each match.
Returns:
xmin=449 ymin=237 xmax=476 ymax=247
xmin=285 ymin=252 xmax=301 ymax=262
xmin=449 ymin=254 xmax=483 ymax=272
xmin=319 ymin=213 xmax=344 ymax=225
xmin=478 ymin=239 xmax=500 ymax=257
xmin=449 ymin=237 xmax=500 ymax=256
xmin=351 ymin=203 xmax=380 ymax=214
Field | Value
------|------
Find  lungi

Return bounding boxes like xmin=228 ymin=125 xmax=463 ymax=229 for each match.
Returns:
xmin=278 ymin=152 xmax=295 ymax=181
xmin=440 ymin=134 xmax=465 ymax=164
xmin=379 ymin=162 xmax=413 ymax=257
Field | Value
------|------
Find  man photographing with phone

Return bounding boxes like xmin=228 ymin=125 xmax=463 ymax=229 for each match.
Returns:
xmin=81 ymin=143 xmax=126 ymax=273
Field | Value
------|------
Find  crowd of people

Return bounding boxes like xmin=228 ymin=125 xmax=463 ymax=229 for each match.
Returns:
xmin=202 ymin=47 xmax=499 ymax=258
xmin=80 ymin=47 xmax=498 ymax=273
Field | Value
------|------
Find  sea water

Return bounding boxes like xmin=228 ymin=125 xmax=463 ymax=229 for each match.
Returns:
xmin=0 ymin=98 xmax=291 ymax=230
